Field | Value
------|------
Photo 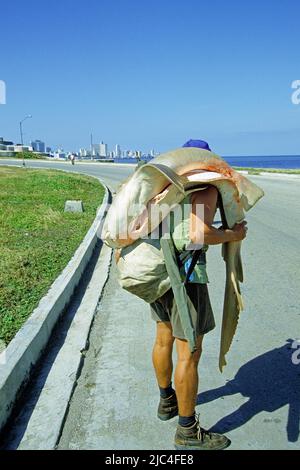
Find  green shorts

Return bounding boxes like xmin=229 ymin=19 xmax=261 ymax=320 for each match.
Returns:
xmin=150 ymin=284 xmax=215 ymax=339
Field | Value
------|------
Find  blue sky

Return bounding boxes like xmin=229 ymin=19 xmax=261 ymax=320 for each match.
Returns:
xmin=1 ymin=0 xmax=300 ymax=155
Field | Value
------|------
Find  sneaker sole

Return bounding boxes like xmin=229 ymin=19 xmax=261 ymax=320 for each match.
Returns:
xmin=157 ymin=409 xmax=178 ymax=421
xmin=174 ymin=439 xmax=231 ymax=451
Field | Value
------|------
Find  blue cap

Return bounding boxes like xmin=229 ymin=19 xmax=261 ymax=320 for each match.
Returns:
xmin=182 ymin=139 xmax=211 ymax=151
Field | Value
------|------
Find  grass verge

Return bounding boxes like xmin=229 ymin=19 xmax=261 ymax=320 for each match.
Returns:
xmin=233 ymin=166 xmax=300 ymax=175
xmin=0 ymin=152 xmax=47 ymax=160
xmin=0 ymin=167 xmax=104 ymax=346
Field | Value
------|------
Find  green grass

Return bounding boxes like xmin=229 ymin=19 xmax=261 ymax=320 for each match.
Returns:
xmin=0 ymin=151 xmax=47 ymax=160
xmin=233 ymin=166 xmax=300 ymax=175
xmin=17 ymin=151 xmax=46 ymax=159
xmin=0 ymin=167 xmax=104 ymax=346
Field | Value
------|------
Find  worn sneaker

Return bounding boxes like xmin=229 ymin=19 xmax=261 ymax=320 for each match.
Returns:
xmin=157 ymin=393 xmax=178 ymax=421
xmin=174 ymin=415 xmax=231 ymax=450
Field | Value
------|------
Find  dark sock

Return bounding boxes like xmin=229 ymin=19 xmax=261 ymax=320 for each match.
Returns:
xmin=179 ymin=413 xmax=196 ymax=427
xmin=159 ymin=383 xmax=174 ymax=399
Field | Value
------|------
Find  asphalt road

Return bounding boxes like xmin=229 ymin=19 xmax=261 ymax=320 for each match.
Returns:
xmin=1 ymin=159 xmax=299 ymax=450
xmin=0 ymin=158 xmax=135 ymax=191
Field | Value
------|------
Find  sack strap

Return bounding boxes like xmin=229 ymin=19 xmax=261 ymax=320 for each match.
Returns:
xmin=144 ymin=162 xmax=185 ymax=194
xmin=160 ymin=236 xmax=197 ymax=354
xmin=184 ymin=249 xmax=204 ymax=285
xmin=169 ymin=210 xmax=205 ymax=286
xmin=217 ymin=192 xmax=228 ymax=229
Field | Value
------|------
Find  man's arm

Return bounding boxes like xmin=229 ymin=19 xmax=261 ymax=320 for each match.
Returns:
xmin=190 ymin=186 xmax=247 ymax=245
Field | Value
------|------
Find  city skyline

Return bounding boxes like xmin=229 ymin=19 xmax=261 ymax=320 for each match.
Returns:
xmin=0 ymin=133 xmax=157 ymax=159
xmin=1 ymin=1 xmax=300 ymax=156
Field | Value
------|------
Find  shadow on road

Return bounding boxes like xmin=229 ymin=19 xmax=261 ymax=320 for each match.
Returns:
xmin=197 ymin=340 xmax=300 ymax=442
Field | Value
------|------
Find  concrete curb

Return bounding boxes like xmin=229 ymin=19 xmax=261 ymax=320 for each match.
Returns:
xmin=0 ymin=178 xmax=110 ymax=433
xmin=14 ymin=244 xmax=113 ymax=450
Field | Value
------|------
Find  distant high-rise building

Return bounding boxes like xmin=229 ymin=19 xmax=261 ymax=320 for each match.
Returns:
xmin=150 ymin=149 xmax=155 ymax=157
xmin=92 ymin=144 xmax=101 ymax=156
xmin=46 ymin=147 xmax=51 ymax=153
xmin=92 ymin=141 xmax=107 ymax=157
xmin=100 ymin=141 xmax=107 ymax=157
xmin=0 ymin=137 xmax=13 ymax=145
xmin=115 ymin=144 xmax=121 ymax=157
xmin=80 ymin=148 xmax=92 ymax=157
xmin=31 ymin=140 xmax=45 ymax=153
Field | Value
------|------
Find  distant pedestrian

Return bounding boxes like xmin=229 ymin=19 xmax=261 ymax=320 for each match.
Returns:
xmin=70 ymin=154 xmax=75 ymax=165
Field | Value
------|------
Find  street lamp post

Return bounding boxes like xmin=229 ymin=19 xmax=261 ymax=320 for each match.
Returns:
xmin=19 ymin=115 xmax=32 ymax=167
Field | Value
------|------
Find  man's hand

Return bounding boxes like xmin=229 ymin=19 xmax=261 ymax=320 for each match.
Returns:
xmin=190 ymin=188 xmax=248 ymax=245
xmin=230 ymin=221 xmax=248 ymax=242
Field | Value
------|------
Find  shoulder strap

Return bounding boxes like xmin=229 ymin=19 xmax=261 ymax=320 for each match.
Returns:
xmin=184 ymin=249 xmax=203 ymax=285
xmin=217 ymin=192 xmax=228 ymax=229
xmin=145 ymin=162 xmax=185 ymax=194
xmin=160 ymin=235 xmax=197 ymax=353
xmin=168 ymin=203 xmax=204 ymax=285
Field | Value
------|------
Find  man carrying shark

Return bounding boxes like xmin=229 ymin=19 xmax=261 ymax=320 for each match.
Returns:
xmin=103 ymin=138 xmax=263 ymax=450
xmin=150 ymin=140 xmax=248 ymax=450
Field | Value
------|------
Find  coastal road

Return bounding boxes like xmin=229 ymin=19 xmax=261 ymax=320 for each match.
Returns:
xmin=1 ymin=160 xmax=299 ymax=450
xmin=0 ymin=158 xmax=135 ymax=191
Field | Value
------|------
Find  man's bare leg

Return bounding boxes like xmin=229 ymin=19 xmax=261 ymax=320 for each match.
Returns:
xmin=152 ymin=321 xmax=175 ymax=388
xmin=152 ymin=322 xmax=178 ymax=420
xmin=174 ymin=336 xmax=203 ymax=417
xmin=173 ymin=335 xmax=231 ymax=449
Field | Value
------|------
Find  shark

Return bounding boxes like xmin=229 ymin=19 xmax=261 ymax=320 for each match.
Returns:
xmin=103 ymin=147 xmax=264 ymax=370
